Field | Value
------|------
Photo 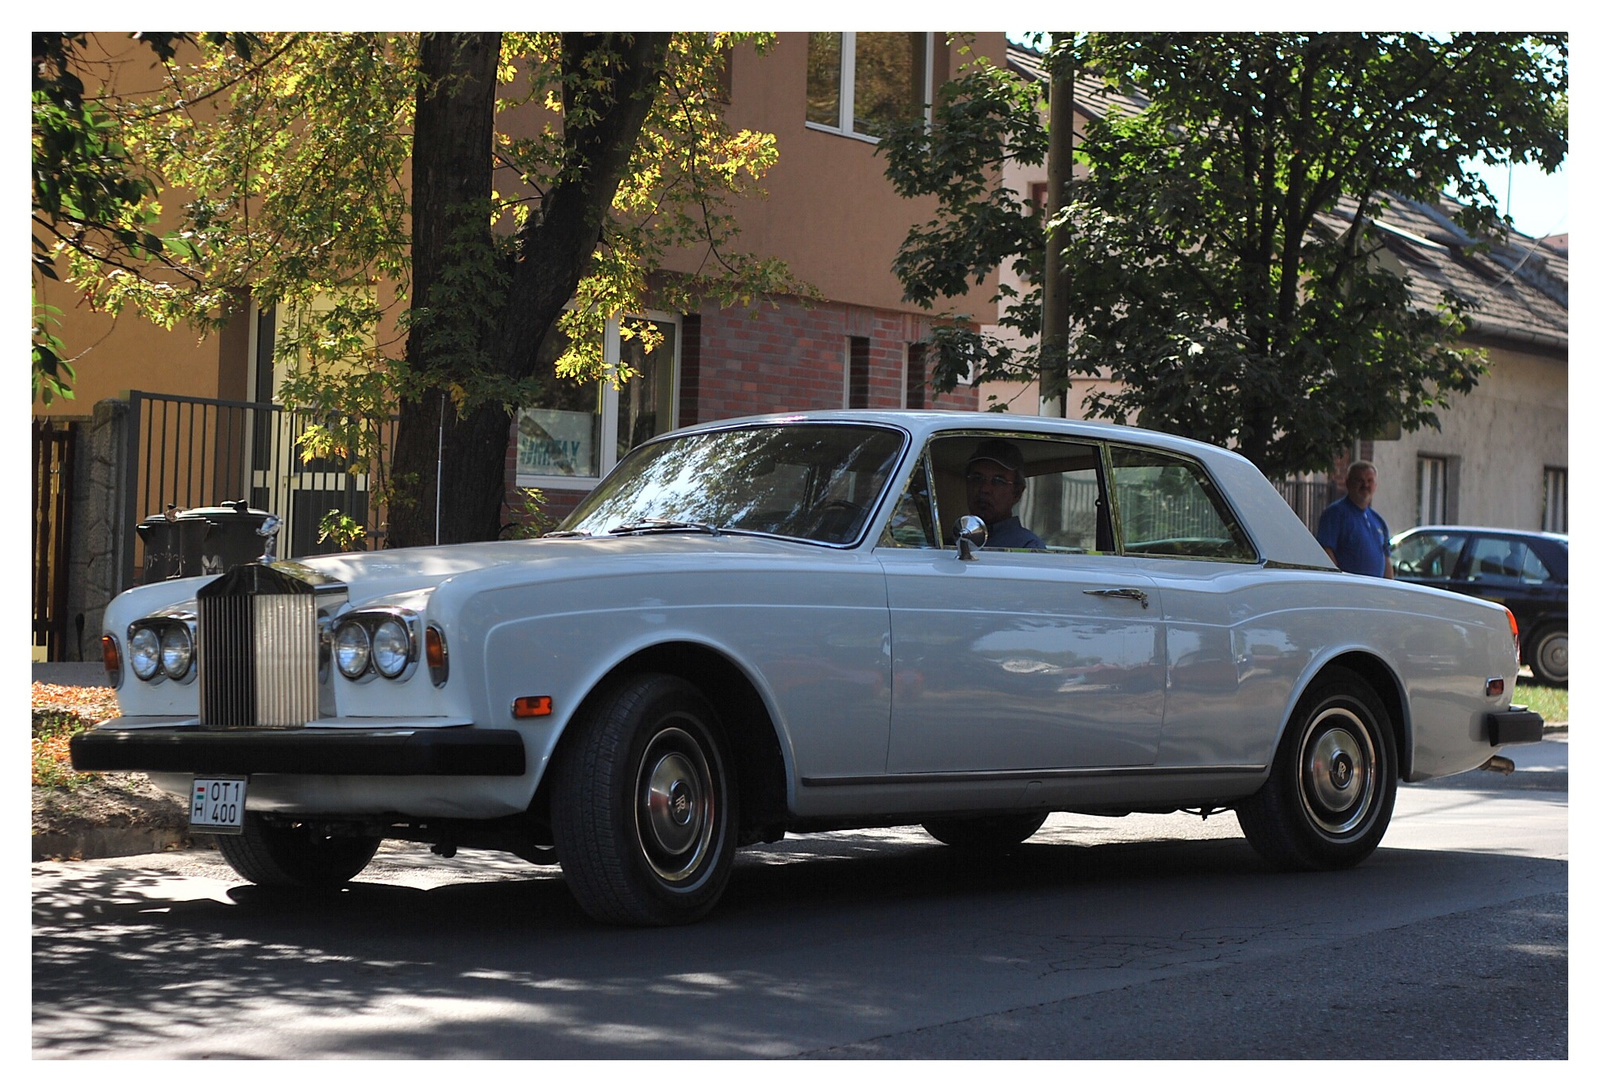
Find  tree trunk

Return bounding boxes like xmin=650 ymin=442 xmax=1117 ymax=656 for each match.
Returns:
xmin=388 ymin=32 xmax=671 ymax=547
xmin=389 ymin=32 xmax=501 ymax=547
xmin=1039 ymin=33 xmax=1074 ymax=413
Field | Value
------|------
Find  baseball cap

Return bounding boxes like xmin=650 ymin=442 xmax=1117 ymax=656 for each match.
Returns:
xmin=965 ymin=438 xmax=1026 ymax=477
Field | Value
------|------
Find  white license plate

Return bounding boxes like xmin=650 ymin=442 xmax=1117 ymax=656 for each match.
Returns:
xmin=190 ymin=777 xmax=247 ymax=833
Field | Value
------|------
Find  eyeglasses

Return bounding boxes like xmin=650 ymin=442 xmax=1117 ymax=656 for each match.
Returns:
xmin=967 ymin=472 xmax=1015 ymax=489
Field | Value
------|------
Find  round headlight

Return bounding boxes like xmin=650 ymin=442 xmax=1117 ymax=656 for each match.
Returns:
xmin=371 ymin=617 xmax=413 ymax=679
xmin=334 ymin=621 xmax=371 ymax=678
xmin=129 ymin=625 xmax=162 ymax=681
xmin=160 ymin=625 xmax=193 ymax=680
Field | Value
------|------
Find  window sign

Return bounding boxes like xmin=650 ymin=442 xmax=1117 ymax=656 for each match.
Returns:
xmin=519 ymin=407 xmax=601 ymax=479
xmin=516 ymin=313 xmax=678 ymax=487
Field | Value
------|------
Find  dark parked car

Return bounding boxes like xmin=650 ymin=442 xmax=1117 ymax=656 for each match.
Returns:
xmin=1391 ymin=526 xmax=1568 ymax=687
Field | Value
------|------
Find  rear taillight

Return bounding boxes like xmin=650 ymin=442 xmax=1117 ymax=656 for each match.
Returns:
xmin=1505 ymin=606 xmax=1521 ymax=658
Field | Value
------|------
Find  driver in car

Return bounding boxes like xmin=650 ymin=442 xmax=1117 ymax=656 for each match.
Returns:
xmin=965 ymin=439 xmax=1046 ymax=550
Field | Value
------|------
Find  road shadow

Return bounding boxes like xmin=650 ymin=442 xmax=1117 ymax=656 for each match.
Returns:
xmin=34 ymin=828 xmax=1566 ymax=1059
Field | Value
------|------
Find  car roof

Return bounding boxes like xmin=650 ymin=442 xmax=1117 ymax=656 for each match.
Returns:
xmin=672 ymin=409 xmax=1240 ymax=460
xmin=1395 ymin=525 xmax=1568 ymax=545
xmin=660 ymin=409 xmax=1338 ymax=571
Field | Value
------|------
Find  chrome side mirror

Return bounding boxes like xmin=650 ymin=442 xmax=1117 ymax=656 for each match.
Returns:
xmin=956 ymin=515 xmax=988 ymax=560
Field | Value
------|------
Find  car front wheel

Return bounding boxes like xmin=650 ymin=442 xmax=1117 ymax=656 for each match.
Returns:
xmin=552 ymin=673 xmax=738 ymax=926
xmin=1236 ymin=668 xmax=1397 ymax=871
xmin=215 ymin=813 xmax=381 ymax=887
xmin=1529 ymin=626 xmax=1567 ymax=688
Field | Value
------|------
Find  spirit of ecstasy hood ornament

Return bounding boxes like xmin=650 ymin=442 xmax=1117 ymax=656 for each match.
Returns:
xmin=255 ymin=514 xmax=283 ymax=564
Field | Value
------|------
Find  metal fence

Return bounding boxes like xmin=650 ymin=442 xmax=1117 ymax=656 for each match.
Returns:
xmin=121 ymin=390 xmax=395 ymax=589
xmin=1273 ymin=477 xmax=1338 ymax=534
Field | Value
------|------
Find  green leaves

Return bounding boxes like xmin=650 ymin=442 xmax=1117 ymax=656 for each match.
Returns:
xmin=885 ymin=33 xmax=1564 ymax=476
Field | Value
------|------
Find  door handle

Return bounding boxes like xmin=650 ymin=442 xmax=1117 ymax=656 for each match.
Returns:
xmin=1085 ymin=587 xmax=1150 ymax=609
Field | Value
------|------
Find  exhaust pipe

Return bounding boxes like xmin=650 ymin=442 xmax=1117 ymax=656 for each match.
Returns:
xmin=1478 ymin=755 xmax=1516 ymax=775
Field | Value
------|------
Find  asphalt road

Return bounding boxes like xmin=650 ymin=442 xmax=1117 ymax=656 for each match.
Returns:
xmin=32 ymin=737 xmax=1566 ymax=1060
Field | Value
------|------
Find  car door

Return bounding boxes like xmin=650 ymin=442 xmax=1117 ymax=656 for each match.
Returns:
xmin=1100 ymin=442 xmax=1287 ymax=769
xmin=876 ymin=432 xmax=1166 ymax=774
xmin=1452 ymin=532 xmax=1561 ymax=629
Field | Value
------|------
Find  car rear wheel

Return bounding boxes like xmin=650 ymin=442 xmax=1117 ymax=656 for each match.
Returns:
xmin=552 ymin=673 xmax=738 ymax=926
xmin=922 ymin=811 xmax=1049 ymax=849
xmin=1529 ymin=626 xmax=1567 ymax=688
xmin=215 ymin=813 xmax=381 ymax=887
xmin=1236 ymin=668 xmax=1396 ymax=871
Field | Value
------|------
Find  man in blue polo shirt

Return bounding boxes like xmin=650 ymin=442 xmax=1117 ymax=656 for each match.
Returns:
xmin=1316 ymin=460 xmax=1394 ymax=578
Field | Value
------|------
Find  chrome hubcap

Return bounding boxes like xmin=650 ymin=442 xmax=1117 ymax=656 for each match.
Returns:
xmin=1298 ymin=707 xmax=1377 ymax=837
xmin=636 ymin=725 xmax=718 ymax=884
xmin=1540 ymin=634 xmax=1568 ymax=679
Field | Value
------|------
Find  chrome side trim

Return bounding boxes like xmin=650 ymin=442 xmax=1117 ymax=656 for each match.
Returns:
xmin=801 ymin=763 xmax=1268 ymax=787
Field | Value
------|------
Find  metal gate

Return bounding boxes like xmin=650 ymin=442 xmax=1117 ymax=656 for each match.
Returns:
xmin=32 ymin=418 xmax=77 ymax=660
xmin=120 ymin=391 xmax=394 ymax=590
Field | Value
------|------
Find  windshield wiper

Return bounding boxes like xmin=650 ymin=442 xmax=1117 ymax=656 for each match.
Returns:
xmin=607 ymin=518 xmax=721 ymax=537
xmin=540 ymin=528 xmax=593 ymax=538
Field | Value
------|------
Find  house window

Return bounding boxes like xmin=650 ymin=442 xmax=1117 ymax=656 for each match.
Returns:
xmin=1543 ymin=466 xmax=1567 ymax=532
xmin=1417 ymin=455 xmax=1448 ymax=525
xmin=516 ymin=313 xmax=678 ymax=487
xmin=848 ymin=337 xmax=871 ymax=409
xmin=806 ymin=32 xmax=932 ymax=141
xmin=905 ymin=342 xmax=926 ymax=409
xmin=1029 ymin=180 xmax=1049 ymax=218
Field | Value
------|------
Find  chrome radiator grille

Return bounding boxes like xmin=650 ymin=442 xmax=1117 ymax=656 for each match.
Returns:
xmin=197 ymin=565 xmax=321 ymax=727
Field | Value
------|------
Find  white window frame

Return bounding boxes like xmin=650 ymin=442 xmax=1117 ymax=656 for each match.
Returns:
xmin=1543 ymin=466 xmax=1567 ymax=533
xmin=1417 ymin=455 xmax=1448 ymax=525
xmin=515 ymin=310 xmax=681 ymax=492
xmin=805 ymin=32 xmax=935 ymax=144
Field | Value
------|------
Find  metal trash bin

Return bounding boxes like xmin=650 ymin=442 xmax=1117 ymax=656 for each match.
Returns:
xmin=136 ymin=501 xmax=278 ymax=583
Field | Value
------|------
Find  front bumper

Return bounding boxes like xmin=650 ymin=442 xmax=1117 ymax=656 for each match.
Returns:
xmin=1487 ymin=706 xmax=1545 ymax=747
xmin=70 ymin=721 xmax=526 ymax=777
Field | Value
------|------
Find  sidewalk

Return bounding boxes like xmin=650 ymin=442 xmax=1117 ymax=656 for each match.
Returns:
xmin=32 ymin=661 xmax=108 ymax=687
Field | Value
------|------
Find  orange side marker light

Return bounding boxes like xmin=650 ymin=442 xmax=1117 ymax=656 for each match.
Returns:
xmin=513 ymin=695 xmax=554 ymax=718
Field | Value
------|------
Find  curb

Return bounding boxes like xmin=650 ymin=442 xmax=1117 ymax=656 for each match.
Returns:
xmin=32 ymin=829 xmax=215 ymax=864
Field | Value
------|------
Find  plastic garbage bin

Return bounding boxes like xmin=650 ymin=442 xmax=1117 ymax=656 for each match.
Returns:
xmin=135 ymin=508 xmax=185 ymax=583
xmin=136 ymin=501 xmax=278 ymax=583
xmin=178 ymin=500 xmax=278 ymax=574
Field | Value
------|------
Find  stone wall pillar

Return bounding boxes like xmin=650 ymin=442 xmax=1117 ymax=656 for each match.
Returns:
xmin=62 ymin=399 xmax=128 ymax=661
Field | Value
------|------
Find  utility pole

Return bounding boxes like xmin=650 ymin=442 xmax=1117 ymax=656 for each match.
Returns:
xmin=1040 ymin=32 xmax=1074 ymax=416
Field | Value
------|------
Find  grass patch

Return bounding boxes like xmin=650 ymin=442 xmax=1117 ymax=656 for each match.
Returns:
xmin=1515 ymin=681 xmax=1568 ymax=726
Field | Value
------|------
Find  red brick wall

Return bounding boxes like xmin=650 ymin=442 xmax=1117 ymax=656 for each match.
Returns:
xmin=690 ymin=297 xmax=979 ymax=422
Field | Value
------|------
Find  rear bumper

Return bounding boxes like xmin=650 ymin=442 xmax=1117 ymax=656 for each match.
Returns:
xmin=1487 ymin=707 xmax=1545 ymax=747
xmin=70 ymin=723 xmax=526 ymax=777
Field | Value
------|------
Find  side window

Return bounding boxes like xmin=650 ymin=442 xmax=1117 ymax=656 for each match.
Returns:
xmin=920 ymin=434 xmax=1108 ymax=553
xmin=1109 ymin=446 xmax=1255 ymax=561
xmin=1466 ymin=536 xmax=1551 ymax=586
xmin=1393 ymin=532 xmax=1466 ymax=578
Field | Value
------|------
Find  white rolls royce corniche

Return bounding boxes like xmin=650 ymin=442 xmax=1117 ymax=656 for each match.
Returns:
xmin=73 ymin=411 xmax=1542 ymax=925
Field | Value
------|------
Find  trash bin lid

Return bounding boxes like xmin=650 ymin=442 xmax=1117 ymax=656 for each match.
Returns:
xmin=174 ymin=500 xmax=273 ymax=525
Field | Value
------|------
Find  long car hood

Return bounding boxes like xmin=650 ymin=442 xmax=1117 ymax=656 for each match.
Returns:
xmin=271 ymin=532 xmax=843 ymax=602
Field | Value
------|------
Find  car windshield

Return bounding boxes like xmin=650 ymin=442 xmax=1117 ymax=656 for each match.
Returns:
xmin=557 ymin=423 xmax=907 ymax=545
